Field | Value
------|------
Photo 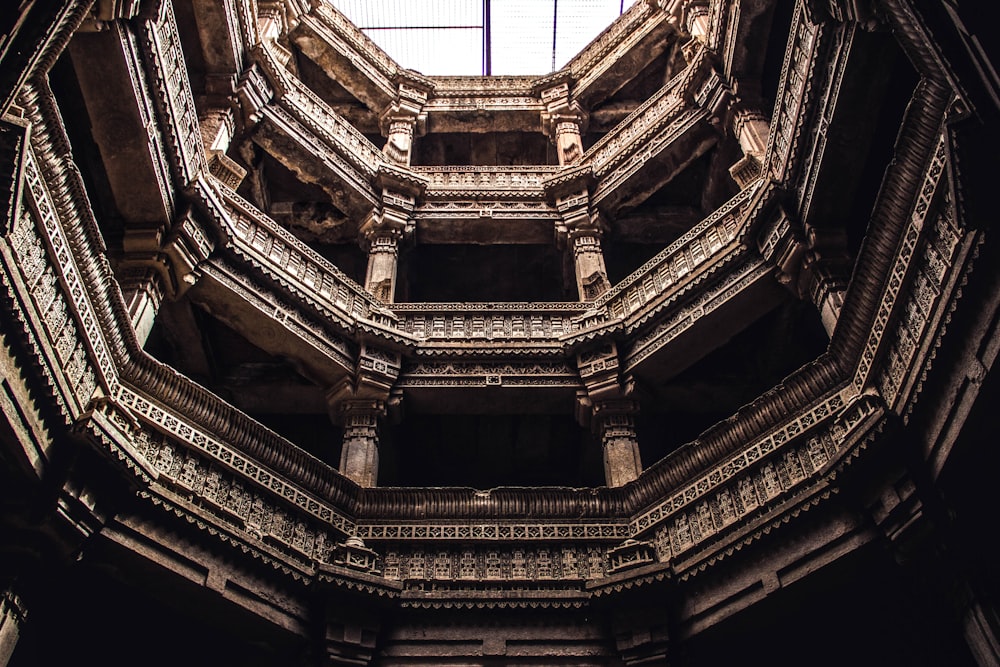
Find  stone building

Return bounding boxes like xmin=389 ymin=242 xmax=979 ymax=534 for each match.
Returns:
xmin=0 ymin=0 xmax=997 ymax=664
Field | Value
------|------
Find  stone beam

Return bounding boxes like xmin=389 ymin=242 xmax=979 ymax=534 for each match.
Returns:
xmin=291 ymin=6 xmax=397 ymax=114
xmin=68 ymin=23 xmax=176 ymax=228
xmin=570 ymin=1 xmax=676 ymax=108
xmin=191 ymin=261 xmax=355 ymax=388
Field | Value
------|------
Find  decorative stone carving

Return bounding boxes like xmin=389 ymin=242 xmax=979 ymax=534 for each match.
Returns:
xmin=729 ymin=109 xmax=770 ymax=187
xmin=380 ymin=74 xmax=431 ymax=166
xmin=607 ymin=539 xmax=656 ymax=574
xmin=540 ymin=80 xmax=587 ymax=166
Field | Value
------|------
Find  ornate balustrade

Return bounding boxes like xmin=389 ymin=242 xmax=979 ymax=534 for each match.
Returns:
xmin=392 ymin=302 xmax=587 ymax=344
xmin=413 ymin=166 xmax=558 ymax=195
xmin=594 ymin=180 xmax=763 ymax=327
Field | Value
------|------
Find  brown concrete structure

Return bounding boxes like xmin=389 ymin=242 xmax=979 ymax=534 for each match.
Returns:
xmin=1 ymin=0 xmax=998 ymax=664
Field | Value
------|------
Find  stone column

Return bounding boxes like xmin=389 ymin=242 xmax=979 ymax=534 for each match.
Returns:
xmin=360 ymin=196 xmax=412 ymax=303
xmin=0 ymin=587 xmax=27 ymax=667
xmin=594 ymin=401 xmax=643 ymax=488
xmin=380 ymin=76 xmax=429 ymax=166
xmin=362 ymin=216 xmax=403 ymax=303
xmin=729 ymin=108 xmax=770 ymax=188
xmin=327 ymin=344 xmax=401 ymax=488
xmin=546 ymin=166 xmax=610 ymax=301
xmin=339 ymin=400 xmax=382 ymax=488
xmin=541 ymin=81 xmax=587 ymax=166
xmin=559 ymin=194 xmax=610 ymax=301
xmin=576 ymin=344 xmax=642 ymax=487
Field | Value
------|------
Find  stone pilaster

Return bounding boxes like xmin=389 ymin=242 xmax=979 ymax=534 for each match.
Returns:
xmin=729 ymin=108 xmax=770 ymax=188
xmin=546 ymin=166 xmax=610 ymax=301
xmin=576 ymin=344 xmax=642 ymax=487
xmin=569 ymin=230 xmax=611 ymax=301
xmin=0 ymin=587 xmax=27 ymax=667
xmin=380 ymin=75 xmax=430 ymax=166
xmin=541 ymin=80 xmax=587 ymax=166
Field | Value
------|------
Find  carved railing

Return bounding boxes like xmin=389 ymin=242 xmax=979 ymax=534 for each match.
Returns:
xmin=413 ymin=166 xmax=558 ymax=195
xmin=392 ymin=302 xmax=588 ymax=343
xmin=209 ymin=181 xmax=396 ymax=331
xmin=594 ymin=180 xmax=763 ymax=327
xmin=252 ymin=42 xmax=384 ymax=208
xmin=582 ymin=69 xmax=688 ymax=174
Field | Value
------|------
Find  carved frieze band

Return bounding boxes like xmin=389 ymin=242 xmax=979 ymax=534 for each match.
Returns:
xmin=3 ymin=148 xmax=107 ymax=418
xmin=857 ymin=132 xmax=972 ymax=415
xmin=398 ymin=360 xmax=580 ymax=388
xmin=635 ymin=387 xmax=878 ymax=565
xmin=114 ymin=384 xmax=357 ymax=537
xmin=380 ymin=544 xmax=610 ymax=583
xmin=358 ymin=522 xmax=628 ymax=542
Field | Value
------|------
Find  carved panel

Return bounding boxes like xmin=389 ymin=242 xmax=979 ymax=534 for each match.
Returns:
xmin=631 ymin=388 xmax=880 ymax=566
xmin=142 ymin=0 xmax=208 ymax=184
xmin=116 ymin=385 xmax=356 ymax=536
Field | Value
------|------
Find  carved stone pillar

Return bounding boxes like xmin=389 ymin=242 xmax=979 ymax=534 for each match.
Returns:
xmin=576 ymin=344 xmax=642 ymax=487
xmin=729 ymin=108 xmax=770 ymax=188
xmin=361 ymin=216 xmax=403 ymax=303
xmin=327 ymin=343 xmax=401 ymax=487
xmin=594 ymin=400 xmax=643 ymax=489
xmin=380 ymin=76 xmax=429 ymax=166
xmin=0 ymin=587 xmax=27 ymax=667
xmin=116 ymin=266 xmax=164 ymax=346
xmin=547 ymin=166 xmax=610 ymax=301
xmin=339 ymin=400 xmax=382 ymax=488
xmin=541 ymin=80 xmax=587 ymax=166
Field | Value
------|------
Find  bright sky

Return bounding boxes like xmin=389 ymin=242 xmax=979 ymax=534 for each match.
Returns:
xmin=327 ymin=0 xmax=637 ymax=76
